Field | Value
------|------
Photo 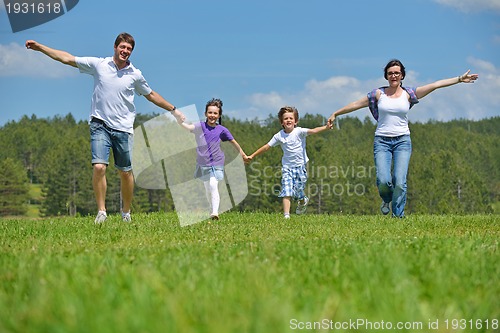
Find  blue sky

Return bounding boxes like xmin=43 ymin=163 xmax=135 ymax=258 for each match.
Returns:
xmin=0 ymin=0 xmax=499 ymax=127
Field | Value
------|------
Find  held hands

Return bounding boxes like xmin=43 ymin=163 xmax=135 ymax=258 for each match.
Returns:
xmin=243 ymin=154 xmax=252 ymax=164
xmin=458 ymin=70 xmax=479 ymax=83
xmin=327 ymin=115 xmax=336 ymax=129
xmin=172 ymin=109 xmax=186 ymax=123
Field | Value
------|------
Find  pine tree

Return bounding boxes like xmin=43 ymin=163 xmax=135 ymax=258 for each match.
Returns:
xmin=0 ymin=158 xmax=29 ymax=216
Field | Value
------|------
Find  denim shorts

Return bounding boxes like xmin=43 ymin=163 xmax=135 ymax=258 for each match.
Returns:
xmin=194 ymin=165 xmax=224 ymax=181
xmin=90 ymin=119 xmax=133 ymax=172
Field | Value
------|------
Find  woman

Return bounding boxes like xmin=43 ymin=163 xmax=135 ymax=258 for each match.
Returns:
xmin=327 ymin=59 xmax=478 ymax=217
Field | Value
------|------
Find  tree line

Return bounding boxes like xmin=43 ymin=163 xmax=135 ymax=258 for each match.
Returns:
xmin=1 ymin=113 xmax=498 ymax=217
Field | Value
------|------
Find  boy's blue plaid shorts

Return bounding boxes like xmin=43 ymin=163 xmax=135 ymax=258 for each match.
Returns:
xmin=278 ymin=164 xmax=307 ymax=200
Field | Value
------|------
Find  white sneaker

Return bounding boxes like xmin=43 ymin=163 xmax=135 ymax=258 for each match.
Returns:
xmin=122 ymin=212 xmax=132 ymax=222
xmin=284 ymin=214 xmax=290 ymax=219
xmin=296 ymin=196 xmax=309 ymax=215
xmin=94 ymin=211 xmax=107 ymax=224
xmin=380 ymin=202 xmax=390 ymax=215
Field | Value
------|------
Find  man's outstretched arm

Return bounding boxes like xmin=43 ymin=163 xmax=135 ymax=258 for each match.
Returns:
xmin=26 ymin=40 xmax=77 ymax=67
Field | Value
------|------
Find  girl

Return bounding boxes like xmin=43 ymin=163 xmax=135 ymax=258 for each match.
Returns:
xmin=177 ymin=98 xmax=247 ymax=220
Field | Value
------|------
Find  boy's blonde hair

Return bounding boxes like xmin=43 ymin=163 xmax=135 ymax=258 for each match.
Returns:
xmin=278 ymin=106 xmax=299 ymax=124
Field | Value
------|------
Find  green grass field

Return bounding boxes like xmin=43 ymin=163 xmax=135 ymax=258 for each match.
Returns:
xmin=0 ymin=213 xmax=498 ymax=333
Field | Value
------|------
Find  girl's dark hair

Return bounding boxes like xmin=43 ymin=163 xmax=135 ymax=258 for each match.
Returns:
xmin=384 ymin=59 xmax=406 ymax=80
xmin=205 ymin=98 xmax=223 ymax=125
xmin=114 ymin=32 xmax=135 ymax=50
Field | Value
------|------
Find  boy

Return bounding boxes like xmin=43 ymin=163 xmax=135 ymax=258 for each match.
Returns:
xmin=247 ymin=106 xmax=329 ymax=218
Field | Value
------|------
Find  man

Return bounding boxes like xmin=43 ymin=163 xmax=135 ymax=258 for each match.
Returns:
xmin=26 ymin=32 xmax=185 ymax=224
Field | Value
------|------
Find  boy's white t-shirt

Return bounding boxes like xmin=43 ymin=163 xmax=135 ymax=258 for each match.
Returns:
xmin=268 ymin=127 xmax=309 ymax=167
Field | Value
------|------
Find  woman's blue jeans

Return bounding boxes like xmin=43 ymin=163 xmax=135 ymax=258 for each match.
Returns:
xmin=373 ymin=135 xmax=412 ymax=217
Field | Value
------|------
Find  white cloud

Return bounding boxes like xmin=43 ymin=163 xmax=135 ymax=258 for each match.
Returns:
xmin=240 ymin=75 xmax=382 ymax=122
xmin=237 ymin=58 xmax=500 ymax=123
xmin=433 ymin=0 xmax=500 ymax=13
xmin=0 ymin=42 xmax=76 ymax=78
xmin=470 ymin=56 xmax=499 ymax=73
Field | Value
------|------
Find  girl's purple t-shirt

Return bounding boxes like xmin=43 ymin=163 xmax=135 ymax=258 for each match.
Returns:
xmin=192 ymin=122 xmax=234 ymax=166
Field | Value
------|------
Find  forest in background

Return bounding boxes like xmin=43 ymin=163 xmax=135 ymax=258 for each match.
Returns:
xmin=0 ymin=113 xmax=498 ymax=217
